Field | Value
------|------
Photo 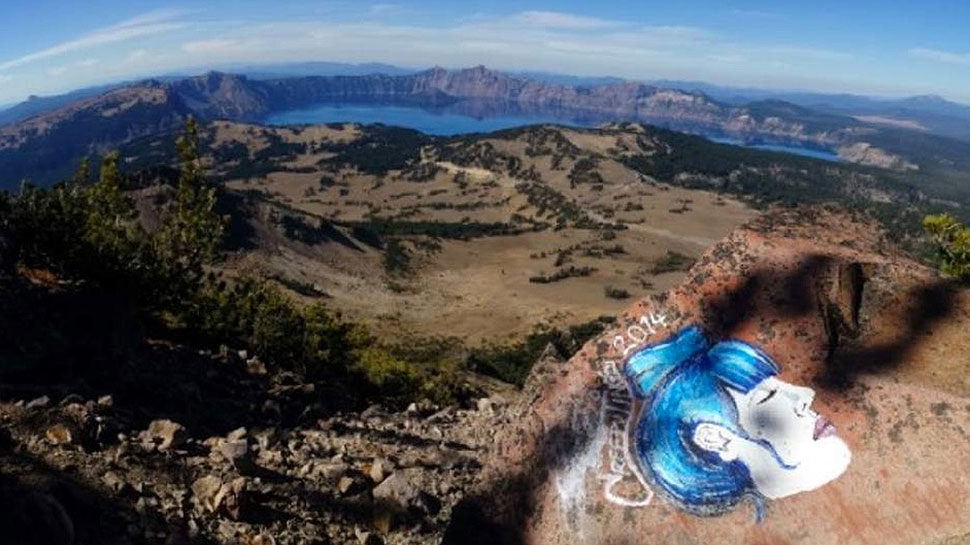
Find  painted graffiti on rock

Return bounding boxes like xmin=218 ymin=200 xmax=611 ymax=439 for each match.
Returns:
xmin=622 ymin=325 xmax=851 ymax=518
xmin=595 ymin=311 xmax=670 ymax=507
xmin=598 ymin=359 xmax=652 ymax=506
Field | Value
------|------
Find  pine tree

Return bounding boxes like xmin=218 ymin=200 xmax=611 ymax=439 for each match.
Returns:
xmin=73 ymin=157 xmax=90 ymax=185
xmin=85 ymin=151 xmax=138 ymax=264
xmin=157 ymin=118 xmax=225 ymax=297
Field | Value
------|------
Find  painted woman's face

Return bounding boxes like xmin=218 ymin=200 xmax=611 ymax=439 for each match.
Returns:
xmin=726 ymin=376 xmax=851 ymax=499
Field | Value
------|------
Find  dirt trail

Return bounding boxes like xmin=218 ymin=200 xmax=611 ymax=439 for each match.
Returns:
xmin=585 ymin=209 xmax=718 ymax=247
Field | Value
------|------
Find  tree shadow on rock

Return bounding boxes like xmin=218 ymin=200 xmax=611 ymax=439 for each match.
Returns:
xmin=821 ymin=278 xmax=962 ymax=387
xmin=444 ymin=413 xmax=599 ymax=545
xmin=444 ymin=253 xmax=966 ymax=544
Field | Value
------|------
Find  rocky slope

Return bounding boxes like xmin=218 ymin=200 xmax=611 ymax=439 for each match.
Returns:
xmin=0 ymin=83 xmax=191 ymax=185
xmin=0 ymin=341 xmax=518 ymax=545
xmin=3 ymin=208 xmax=968 ymax=545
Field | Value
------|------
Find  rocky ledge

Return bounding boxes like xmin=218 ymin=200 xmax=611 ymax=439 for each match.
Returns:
xmin=448 ymin=207 xmax=970 ymax=545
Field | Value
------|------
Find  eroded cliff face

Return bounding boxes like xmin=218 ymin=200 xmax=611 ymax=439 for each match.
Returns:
xmin=838 ymin=142 xmax=920 ymax=171
xmin=168 ymin=72 xmax=272 ymax=121
xmin=448 ymin=208 xmax=970 ymax=545
xmin=163 ymin=68 xmax=888 ymax=153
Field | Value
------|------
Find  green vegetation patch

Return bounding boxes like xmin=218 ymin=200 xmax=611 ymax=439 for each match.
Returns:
xmin=648 ymin=251 xmax=696 ymax=275
xmin=467 ymin=317 xmax=615 ymax=386
xmin=924 ymin=213 xmax=970 ymax=280
xmin=318 ymin=125 xmax=431 ymax=175
xmin=338 ymin=219 xmax=522 ymax=240
xmin=529 ymin=265 xmax=597 ymax=284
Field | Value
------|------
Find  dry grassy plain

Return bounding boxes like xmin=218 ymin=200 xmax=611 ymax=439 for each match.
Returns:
xmin=210 ymin=121 xmax=759 ymax=342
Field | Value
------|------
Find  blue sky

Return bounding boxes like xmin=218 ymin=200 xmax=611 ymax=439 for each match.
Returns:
xmin=1 ymin=0 xmax=969 ymax=105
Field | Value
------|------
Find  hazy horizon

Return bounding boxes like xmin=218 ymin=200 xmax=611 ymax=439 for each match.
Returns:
xmin=2 ymin=1 xmax=970 ymax=105
xmin=5 ymin=59 xmax=967 ymax=109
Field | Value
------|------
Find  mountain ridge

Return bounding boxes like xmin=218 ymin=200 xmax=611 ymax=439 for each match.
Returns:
xmin=4 ymin=65 xmax=970 ymax=188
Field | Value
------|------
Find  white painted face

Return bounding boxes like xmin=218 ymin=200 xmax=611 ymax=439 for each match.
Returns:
xmin=693 ymin=376 xmax=851 ymax=500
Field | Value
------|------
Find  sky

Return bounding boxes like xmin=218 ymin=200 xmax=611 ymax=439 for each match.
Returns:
xmin=1 ymin=0 xmax=969 ymax=105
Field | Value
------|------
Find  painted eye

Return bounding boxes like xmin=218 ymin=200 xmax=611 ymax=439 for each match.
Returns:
xmin=754 ymin=389 xmax=777 ymax=405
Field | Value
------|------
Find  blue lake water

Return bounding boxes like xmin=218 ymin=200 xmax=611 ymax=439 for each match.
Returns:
xmin=264 ymin=102 xmax=594 ymax=135
xmin=264 ymin=101 xmax=842 ymax=162
xmin=706 ymin=136 xmax=842 ymax=162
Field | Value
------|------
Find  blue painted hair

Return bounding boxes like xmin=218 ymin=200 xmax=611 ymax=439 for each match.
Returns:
xmin=623 ymin=325 xmax=779 ymax=516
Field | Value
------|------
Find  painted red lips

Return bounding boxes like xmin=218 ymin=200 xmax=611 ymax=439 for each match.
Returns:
xmin=813 ymin=416 xmax=836 ymax=440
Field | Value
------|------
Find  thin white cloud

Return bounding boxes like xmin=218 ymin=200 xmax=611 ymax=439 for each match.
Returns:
xmin=124 ymin=49 xmax=149 ymax=63
xmin=909 ymin=47 xmax=970 ymax=66
xmin=708 ymin=53 xmax=746 ymax=64
xmin=635 ymin=25 xmax=712 ymax=40
xmin=0 ymin=8 xmax=188 ymax=72
xmin=141 ymin=14 xmax=851 ymax=85
xmin=47 ymin=66 xmax=68 ymax=77
xmin=77 ymin=58 xmax=100 ymax=67
xmin=368 ymin=4 xmax=400 ymax=17
xmin=1 ymin=9 xmax=958 ymax=104
xmin=183 ymin=39 xmax=240 ymax=54
xmin=513 ymin=11 xmax=619 ymax=29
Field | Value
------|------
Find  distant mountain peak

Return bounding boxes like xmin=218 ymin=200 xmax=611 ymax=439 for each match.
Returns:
xmin=905 ymin=94 xmax=949 ymax=105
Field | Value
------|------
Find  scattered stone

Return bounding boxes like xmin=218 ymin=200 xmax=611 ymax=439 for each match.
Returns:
xmin=102 ymin=471 xmax=129 ymax=494
xmin=140 ymin=419 xmax=186 ymax=451
xmin=58 ymin=394 xmax=84 ymax=407
xmin=372 ymin=469 xmax=423 ymax=511
xmin=425 ymin=408 xmax=453 ymax=424
xmin=253 ymin=428 xmax=276 ymax=451
xmin=368 ymin=457 xmax=390 ymax=484
xmin=337 ymin=475 xmax=357 ymax=495
xmin=26 ymin=395 xmax=51 ymax=410
xmin=45 ymin=423 xmax=74 ymax=445
xmin=247 ymin=358 xmax=267 ymax=376
xmin=214 ymin=477 xmax=248 ymax=521
xmin=250 ymin=533 xmax=276 ymax=545
xmin=355 ymin=527 xmax=384 ymax=545
xmin=191 ymin=475 xmax=223 ymax=513
xmin=219 ymin=439 xmax=255 ymax=473
xmin=219 ymin=439 xmax=248 ymax=462
xmin=226 ymin=427 xmax=248 ymax=442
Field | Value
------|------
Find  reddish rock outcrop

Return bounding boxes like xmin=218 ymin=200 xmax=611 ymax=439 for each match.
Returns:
xmin=447 ymin=208 xmax=970 ymax=545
